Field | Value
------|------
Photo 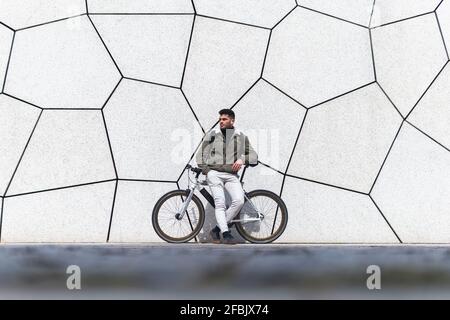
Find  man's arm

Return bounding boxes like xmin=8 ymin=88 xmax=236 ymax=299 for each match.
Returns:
xmin=239 ymin=134 xmax=258 ymax=166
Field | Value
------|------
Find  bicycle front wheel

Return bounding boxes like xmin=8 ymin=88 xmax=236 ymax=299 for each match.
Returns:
xmin=152 ymin=189 xmax=205 ymax=243
xmin=235 ymin=189 xmax=288 ymax=244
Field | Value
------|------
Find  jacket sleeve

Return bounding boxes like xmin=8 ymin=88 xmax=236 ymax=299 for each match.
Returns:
xmin=195 ymin=131 xmax=214 ymax=173
xmin=239 ymin=134 xmax=258 ymax=166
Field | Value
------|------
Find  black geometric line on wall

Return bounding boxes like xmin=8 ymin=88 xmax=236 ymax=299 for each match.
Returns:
xmin=176 ymin=135 xmax=205 ymax=183
xmin=284 ymin=173 xmax=371 ymax=196
xmin=88 ymin=13 xmax=195 ymax=16
xmin=170 ymin=60 xmax=207 ymax=183
xmin=120 ymin=178 xmax=178 ymax=184
xmin=272 ymin=5 xmax=297 ymax=30
xmin=85 ymin=0 xmax=89 ymax=14
xmin=298 ymin=5 xmax=369 ymax=29
xmin=1 ymin=93 xmax=43 ymax=110
xmin=124 ymin=76 xmax=180 ymax=90
xmin=0 ymin=21 xmax=14 ymax=32
xmin=180 ymin=22 xmax=271 ymax=134
xmin=101 ymin=110 xmax=118 ymax=179
xmin=41 ymin=108 xmax=99 ymax=112
xmin=376 ymin=83 xmax=404 ymax=119
xmin=368 ymin=120 xmax=405 ymax=195
xmin=435 ymin=11 xmax=450 ymax=60
xmin=222 ymin=78 xmax=262 ymax=125
xmin=309 ymin=81 xmax=376 ymax=110
xmin=4 ymin=179 xmax=117 ymax=199
xmin=43 ymin=108 xmax=102 ymax=111
xmin=369 ymin=194 xmax=403 ymax=243
xmin=407 ymin=120 xmax=450 ymax=154
xmin=1 ymin=31 xmax=15 ymax=94
xmin=15 ymin=13 xmax=88 ymax=32
xmin=196 ymin=14 xmax=271 ymax=31
xmin=87 ymin=14 xmax=123 ymax=77
xmin=264 ymin=35 xmax=377 ymax=110
xmin=369 ymin=29 xmax=377 ymax=82
xmin=261 ymin=78 xmax=307 ymax=109
xmin=258 ymin=160 xmax=286 ymax=176
xmin=369 ymin=0 xmax=377 ymax=75
xmin=181 ymin=89 xmax=205 ymax=134
xmin=405 ymin=60 xmax=449 ymax=120
xmin=279 ymin=108 xmax=308 ymax=198
xmin=191 ymin=0 xmax=197 ymax=14
xmin=106 ymin=179 xmax=118 ymax=242
xmin=100 ymin=76 xmax=122 ymax=110
xmin=177 ymin=177 xmax=190 ymax=191
xmin=184 ymin=76 xmax=263 ymax=136
xmin=229 ymin=77 xmax=264 ymax=109
xmin=0 ymin=197 xmax=4 ymax=241
xmin=192 ymin=1 xmax=298 ymax=30
xmin=3 ymin=109 xmax=43 ymax=197
xmin=177 ymin=169 xmax=190 ymax=188
xmin=260 ymin=30 xmax=272 ymax=78
xmin=436 ymin=0 xmax=445 ymax=11
xmin=180 ymin=14 xmax=196 ymax=89
xmin=369 ymin=0 xmax=377 ymax=28
xmin=370 ymin=11 xmax=434 ymax=30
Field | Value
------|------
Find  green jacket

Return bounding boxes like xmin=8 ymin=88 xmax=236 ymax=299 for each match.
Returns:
xmin=195 ymin=127 xmax=258 ymax=174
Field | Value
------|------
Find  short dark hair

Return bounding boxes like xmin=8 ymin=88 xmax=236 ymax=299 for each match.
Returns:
xmin=219 ymin=108 xmax=235 ymax=119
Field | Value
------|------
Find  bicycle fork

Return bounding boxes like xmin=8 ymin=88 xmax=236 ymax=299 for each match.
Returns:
xmin=175 ymin=187 xmax=197 ymax=220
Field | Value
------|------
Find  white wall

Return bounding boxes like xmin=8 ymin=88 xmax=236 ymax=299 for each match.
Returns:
xmin=0 ymin=0 xmax=449 ymax=243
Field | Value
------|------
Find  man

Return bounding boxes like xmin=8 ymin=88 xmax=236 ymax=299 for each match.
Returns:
xmin=195 ymin=109 xmax=258 ymax=244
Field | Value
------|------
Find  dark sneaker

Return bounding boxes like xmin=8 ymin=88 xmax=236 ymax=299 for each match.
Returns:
xmin=221 ymin=231 xmax=237 ymax=245
xmin=209 ymin=227 xmax=221 ymax=244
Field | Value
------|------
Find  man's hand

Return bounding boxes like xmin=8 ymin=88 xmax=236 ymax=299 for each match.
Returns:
xmin=232 ymin=159 xmax=244 ymax=172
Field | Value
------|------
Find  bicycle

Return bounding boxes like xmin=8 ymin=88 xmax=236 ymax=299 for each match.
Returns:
xmin=152 ymin=163 xmax=288 ymax=244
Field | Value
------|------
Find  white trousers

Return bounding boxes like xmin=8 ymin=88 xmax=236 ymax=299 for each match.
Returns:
xmin=206 ymin=170 xmax=245 ymax=233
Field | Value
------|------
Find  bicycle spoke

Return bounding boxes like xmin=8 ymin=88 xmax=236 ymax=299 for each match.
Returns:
xmin=238 ymin=193 xmax=286 ymax=241
xmin=159 ymin=200 xmax=201 ymax=239
xmin=261 ymin=196 xmax=271 ymax=215
xmin=153 ymin=190 xmax=206 ymax=242
xmin=163 ymin=199 xmax=180 ymax=216
xmin=165 ymin=197 xmax=178 ymax=215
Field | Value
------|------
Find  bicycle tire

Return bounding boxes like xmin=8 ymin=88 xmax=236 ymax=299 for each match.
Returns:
xmin=152 ymin=189 xmax=205 ymax=243
xmin=235 ymin=189 xmax=288 ymax=244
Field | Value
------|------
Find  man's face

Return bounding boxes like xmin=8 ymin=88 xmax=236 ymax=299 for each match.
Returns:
xmin=219 ymin=114 xmax=234 ymax=129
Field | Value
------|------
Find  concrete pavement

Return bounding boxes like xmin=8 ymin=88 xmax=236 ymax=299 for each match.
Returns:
xmin=1 ymin=244 xmax=450 ymax=299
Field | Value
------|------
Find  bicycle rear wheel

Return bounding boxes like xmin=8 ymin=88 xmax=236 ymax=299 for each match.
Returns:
xmin=235 ymin=189 xmax=288 ymax=244
xmin=152 ymin=189 xmax=205 ymax=243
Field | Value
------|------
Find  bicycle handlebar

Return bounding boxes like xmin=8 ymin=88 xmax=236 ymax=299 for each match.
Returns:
xmin=185 ymin=164 xmax=202 ymax=178
xmin=186 ymin=161 xmax=259 ymax=180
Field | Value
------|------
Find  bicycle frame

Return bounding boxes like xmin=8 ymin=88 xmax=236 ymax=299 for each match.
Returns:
xmin=177 ymin=167 xmax=262 ymax=224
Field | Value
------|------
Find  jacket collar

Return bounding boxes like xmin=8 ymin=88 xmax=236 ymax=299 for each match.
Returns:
xmin=213 ymin=127 xmax=240 ymax=139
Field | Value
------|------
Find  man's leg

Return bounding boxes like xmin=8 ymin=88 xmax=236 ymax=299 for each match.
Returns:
xmin=206 ymin=170 xmax=228 ymax=233
xmin=224 ymin=173 xmax=245 ymax=224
